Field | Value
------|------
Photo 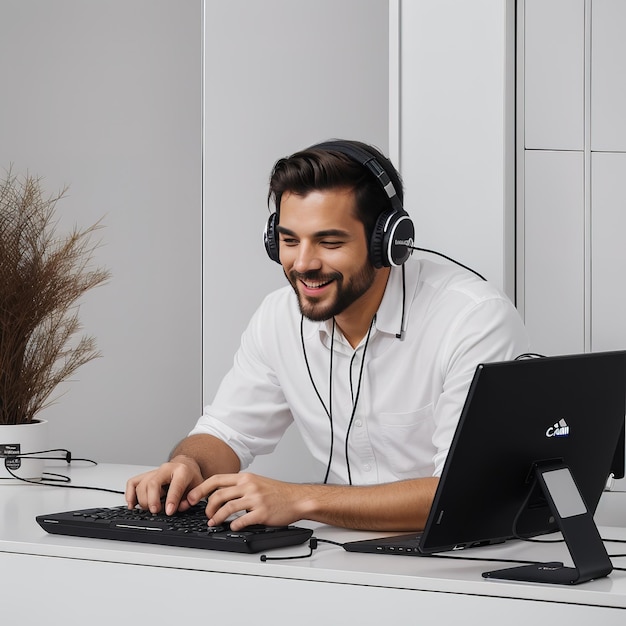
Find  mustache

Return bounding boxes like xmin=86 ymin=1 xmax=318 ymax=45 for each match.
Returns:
xmin=290 ymin=270 xmax=341 ymax=283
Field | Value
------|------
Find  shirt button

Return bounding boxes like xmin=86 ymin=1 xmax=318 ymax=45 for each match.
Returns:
xmin=363 ymin=464 xmax=372 ymax=472
xmin=355 ymin=419 xmax=363 ymax=427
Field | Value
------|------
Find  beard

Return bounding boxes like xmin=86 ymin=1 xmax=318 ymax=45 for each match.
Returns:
xmin=286 ymin=259 xmax=376 ymax=322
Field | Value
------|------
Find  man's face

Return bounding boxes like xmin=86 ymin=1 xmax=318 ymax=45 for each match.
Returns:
xmin=276 ymin=188 xmax=376 ymax=322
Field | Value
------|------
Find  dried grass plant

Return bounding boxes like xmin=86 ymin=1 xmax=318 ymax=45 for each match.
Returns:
xmin=0 ymin=169 xmax=110 ymax=425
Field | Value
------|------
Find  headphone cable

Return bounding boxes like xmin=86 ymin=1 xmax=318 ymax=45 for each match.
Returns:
xmin=301 ymin=315 xmax=335 ymax=484
xmin=345 ymin=316 xmax=375 ymax=485
xmin=408 ymin=245 xmax=486 ymax=281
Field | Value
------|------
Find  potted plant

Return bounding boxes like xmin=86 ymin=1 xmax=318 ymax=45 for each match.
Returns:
xmin=0 ymin=168 xmax=109 ymax=480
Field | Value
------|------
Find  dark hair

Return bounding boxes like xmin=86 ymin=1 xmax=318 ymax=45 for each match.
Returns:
xmin=268 ymin=140 xmax=404 ymax=242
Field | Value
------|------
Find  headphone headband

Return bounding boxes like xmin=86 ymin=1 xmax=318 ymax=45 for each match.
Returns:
xmin=264 ymin=140 xmax=414 ymax=268
xmin=311 ymin=141 xmax=404 ymax=213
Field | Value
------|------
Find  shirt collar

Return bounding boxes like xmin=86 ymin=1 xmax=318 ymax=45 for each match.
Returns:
xmin=305 ymin=259 xmax=419 ymax=343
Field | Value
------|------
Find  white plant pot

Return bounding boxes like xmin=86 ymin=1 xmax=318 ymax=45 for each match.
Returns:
xmin=0 ymin=419 xmax=49 ymax=481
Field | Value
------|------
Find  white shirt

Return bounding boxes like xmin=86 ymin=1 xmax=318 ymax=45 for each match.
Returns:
xmin=191 ymin=257 xmax=529 ymax=485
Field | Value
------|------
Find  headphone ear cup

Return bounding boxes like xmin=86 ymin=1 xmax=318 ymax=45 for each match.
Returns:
xmin=370 ymin=210 xmax=415 ymax=268
xmin=369 ymin=210 xmax=392 ymax=268
xmin=264 ymin=213 xmax=281 ymax=264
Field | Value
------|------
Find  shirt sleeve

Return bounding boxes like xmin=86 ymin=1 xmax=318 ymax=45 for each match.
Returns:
xmin=189 ymin=303 xmax=294 ymax=470
xmin=430 ymin=295 xmax=530 ymax=476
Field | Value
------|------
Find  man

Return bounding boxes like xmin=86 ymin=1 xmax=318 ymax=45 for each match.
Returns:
xmin=126 ymin=140 xmax=529 ymax=532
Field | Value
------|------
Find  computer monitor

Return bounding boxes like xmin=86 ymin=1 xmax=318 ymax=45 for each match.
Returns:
xmin=344 ymin=350 xmax=626 ymax=584
xmin=419 ymin=350 xmax=626 ymax=584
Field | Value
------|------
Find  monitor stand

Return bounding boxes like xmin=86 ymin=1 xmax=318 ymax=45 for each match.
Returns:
xmin=482 ymin=463 xmax=613 ymax=585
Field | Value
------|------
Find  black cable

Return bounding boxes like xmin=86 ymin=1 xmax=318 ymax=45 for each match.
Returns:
xmin=513 ymin=533 xmax=565 ymax=545
xmin=345 ymin=316 xmax=375 ymax=485
xmin=396 ymin=263 xmax=406 ymax=339
xmin=260 ymin=537 xmax=352 ymax=562
xmin=260 ymin=535 xmax=548 ymax=566
xmin=301 ymin=313 xmax=375 ymax=486
xmin=315 ymin=538 xmax=345 ymax=547
xmin=408 ymin=246 xmax=486 ymax=281
xmin=425 ymin=553 xmax=545 ymax=565
xmin=2 ymin=448 xmax=96 ymax=465
xmin=604 ymin=538 xmax=626 ymax=564
xmin=260 ymin=536 xmax=318 ymax=561
xmin=301 ymin=315 xmax=335 ymax=484
xmin=3 ymin=452 xmax=124 ymax=495
xmin=508 ymin=476 xmax=566 ymax=544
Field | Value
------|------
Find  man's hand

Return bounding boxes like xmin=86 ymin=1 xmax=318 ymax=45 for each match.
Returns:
xmin=127 ymin=442 xmax=438 ymax=532
xmin=184 ymin=473 xmax=438 ymax=532
xmin=187 ymin=472 xmax=307 ymax=531
xmin=125 ymin=455 xmax=205 ymax=515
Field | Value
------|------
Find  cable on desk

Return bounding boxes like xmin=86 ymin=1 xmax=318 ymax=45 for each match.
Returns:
xmin=260 ymin=537 xmax=548 ymax=566
xmin=598 ymin=538 xmax=626 ymax=568
xmin=260 ymin=537 xmax=344 ymax=562
xmin=425 ymin=553 xmax=545 ymax=565
xmin=2 ymin=451 xmax=124 ymax=495
xmin=259 ymin=531 xmax=572 ymax=567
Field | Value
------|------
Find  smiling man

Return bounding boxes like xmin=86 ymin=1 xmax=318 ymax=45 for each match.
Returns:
xmin=126 ymin=139 xmax=529 ymax=532
xmin=279 ymin=187 xmax=387 ymax=344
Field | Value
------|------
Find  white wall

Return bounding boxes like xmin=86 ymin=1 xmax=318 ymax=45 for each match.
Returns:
xmin=0 ymin=0 xmax=389 ymax=473
xmin=396 ymin=0 xmax=516 ymax=298
xmin=0 ymin=0 xmax=518 ymax=477
xmin=203 ymin=0 xmax=389 ymax=481
xmin=0 ymin=0 xmax=203 ymax=465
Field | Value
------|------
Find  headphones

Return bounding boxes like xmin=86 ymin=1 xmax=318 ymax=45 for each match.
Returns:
xmin=263 ymin=140 xmax=415 ymax=268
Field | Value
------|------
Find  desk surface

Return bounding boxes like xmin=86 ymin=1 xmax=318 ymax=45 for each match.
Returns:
xmin=2 ymin=463 xmax=626 ymax=620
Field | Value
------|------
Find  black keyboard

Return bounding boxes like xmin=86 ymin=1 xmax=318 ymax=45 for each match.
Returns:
xmin=36 ymin=503 xmax=314 ymax=554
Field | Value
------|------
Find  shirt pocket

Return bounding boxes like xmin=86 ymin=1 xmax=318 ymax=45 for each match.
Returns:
xmin=378 ymin=405 xmax=435 ymax=479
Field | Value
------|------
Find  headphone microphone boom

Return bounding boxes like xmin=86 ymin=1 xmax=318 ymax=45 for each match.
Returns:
xmin=264 ymin=140 xmax=415 ymax=269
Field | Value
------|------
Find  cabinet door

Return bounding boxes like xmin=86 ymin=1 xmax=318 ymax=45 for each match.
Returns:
xmin=591 ymin=152 xmax=626 ymax=350
xmin=591 ymin=0 xmax=626 ymax=151
xmin=523 ymin=150 xmax=585 ymax=354
xmin=524 ymin=0 xmax=585 ymax=150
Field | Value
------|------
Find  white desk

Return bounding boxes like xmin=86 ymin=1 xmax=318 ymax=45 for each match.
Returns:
xmin=1 ymin=463 xmax=625 ymax=623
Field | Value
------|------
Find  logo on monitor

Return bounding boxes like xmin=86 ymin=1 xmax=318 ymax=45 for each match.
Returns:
xmin=546 ymin=418 xmax=570 ymax=438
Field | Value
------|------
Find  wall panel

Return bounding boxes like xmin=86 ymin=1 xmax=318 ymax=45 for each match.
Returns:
xmin=523 ymin=151 xmax=585 ymax=354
